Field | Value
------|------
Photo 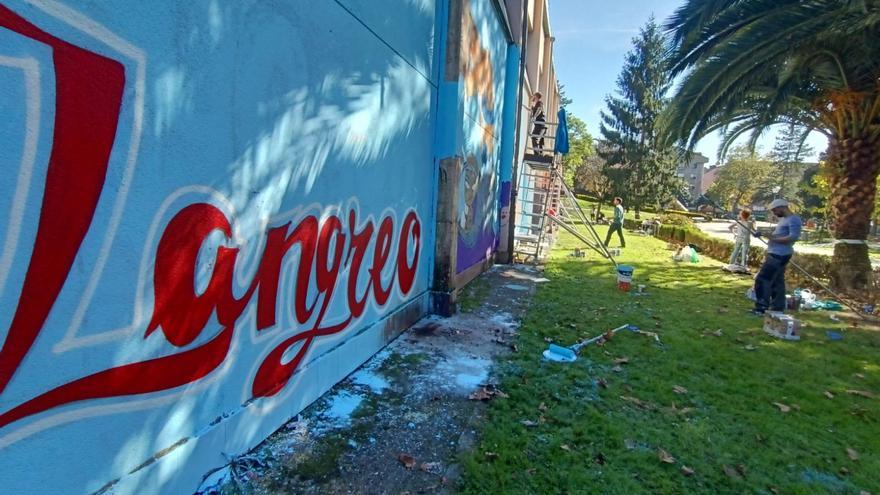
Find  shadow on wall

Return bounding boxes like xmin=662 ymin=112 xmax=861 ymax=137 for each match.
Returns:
xmin=0 ymin=0 xmax=435 ymax=493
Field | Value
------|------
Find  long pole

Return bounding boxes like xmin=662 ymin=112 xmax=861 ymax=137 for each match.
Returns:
xmin=707 ymin=198 xmax=870 ymax=320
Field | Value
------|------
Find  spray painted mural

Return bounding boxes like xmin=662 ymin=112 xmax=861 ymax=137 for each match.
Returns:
xmin=454 ymin=0 xmax=507 ymax=273
xmin=0 ymin=1 xmax=437 ymax=493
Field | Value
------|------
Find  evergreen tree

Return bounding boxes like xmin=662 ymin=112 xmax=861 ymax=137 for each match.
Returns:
xmin=770 ymin=123 xmax=814 ymax=202
xmin=598 ymin=18 xmax=681 ymax=217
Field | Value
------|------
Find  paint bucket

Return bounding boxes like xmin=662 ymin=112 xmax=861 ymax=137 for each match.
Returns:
xmin=617 ymin=265 xmax=634 ymax=292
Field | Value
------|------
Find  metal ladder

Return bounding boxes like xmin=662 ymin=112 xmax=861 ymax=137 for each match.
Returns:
xmin=512 ymin=119 xmax=617 ymax=266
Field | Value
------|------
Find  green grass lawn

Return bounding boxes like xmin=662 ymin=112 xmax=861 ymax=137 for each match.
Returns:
xmin=461 ymin=228 xmax=880 ymax=494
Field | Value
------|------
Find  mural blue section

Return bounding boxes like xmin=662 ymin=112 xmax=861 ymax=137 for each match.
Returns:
xmin=0 ymin=1 xmax=437 ymax=493
xmin=454 ymin=0 xmax=508 ymax=273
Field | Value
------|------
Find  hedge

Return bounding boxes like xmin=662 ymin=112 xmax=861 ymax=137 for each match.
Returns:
xmin=654 ymin=224 xmax=834 ymax=290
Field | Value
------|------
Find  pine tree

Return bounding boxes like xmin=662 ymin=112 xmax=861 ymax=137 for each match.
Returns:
xmin=770 ymin=123 xmax=814 ymax=202
xmin=598 ymin=18 xmax=681 ymax=217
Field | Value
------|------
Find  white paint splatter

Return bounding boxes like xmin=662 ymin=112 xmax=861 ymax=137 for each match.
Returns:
xmin=436 ymin=355 xmax=491 ymax=391
xmin=351 ymin=370 xmax=389 ymax=394
xmin=489 ymin=312 xmax=517 ymax=330
xmin=322 ymin=391 xmax=363 ymax=428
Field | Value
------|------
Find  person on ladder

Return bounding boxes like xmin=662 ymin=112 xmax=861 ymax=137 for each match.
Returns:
xmin=604 ymin=197 xmax=626 ymax=248
xmin=529 ymin=92 xmax=546 ymax=155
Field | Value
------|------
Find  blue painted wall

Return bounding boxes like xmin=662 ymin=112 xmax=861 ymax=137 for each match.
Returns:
xmin=0 ymin=0 xmax=442 ymax=493
xmin=454 ymin=0 xmax=509 ymax=273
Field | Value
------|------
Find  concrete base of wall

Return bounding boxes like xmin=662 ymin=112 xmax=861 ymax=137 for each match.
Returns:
xmin=106 ymin=293 xmax=431 ymax=495
xmin=430 ymin=253 xmax=495 ymax=317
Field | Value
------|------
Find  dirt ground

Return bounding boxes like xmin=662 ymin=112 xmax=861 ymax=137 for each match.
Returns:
xmin=197 ymin=265 xmax=547 ymax=495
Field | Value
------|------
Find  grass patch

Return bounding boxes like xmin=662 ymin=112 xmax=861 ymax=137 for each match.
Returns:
xmin=459 ymin=275 xmax=492 ymax=313
xmin=460 ymin=227 xmax=880 ymax=494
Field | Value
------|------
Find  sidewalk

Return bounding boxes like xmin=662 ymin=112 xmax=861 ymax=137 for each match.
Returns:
xmin=199 ymin=265 xmax=546 ymax=494
xmin=696 ymin=221 xmax=880 ymax=266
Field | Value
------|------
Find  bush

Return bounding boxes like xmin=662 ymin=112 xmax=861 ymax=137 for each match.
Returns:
xmin=662 ymin=209 xmax=706 ymax=219
xmin=657 ymin=213 xmax=695 ymax=227
xmin=655 ymin=225 xmax=835 ymax=289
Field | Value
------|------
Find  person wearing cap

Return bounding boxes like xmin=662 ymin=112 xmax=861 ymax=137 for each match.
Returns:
xmin=750 ymin=199 xmax=802 ymax=315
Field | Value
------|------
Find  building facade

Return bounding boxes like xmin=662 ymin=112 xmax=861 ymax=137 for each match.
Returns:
xmin=677 ymin=152 xmax=710 ymax=201
xmin=0 ymin=1 xmax=557 ymax=493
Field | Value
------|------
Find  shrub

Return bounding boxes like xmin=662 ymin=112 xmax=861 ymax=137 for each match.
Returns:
xmin=654 ymin=225 xmax=835 ymax=290
xmin=657 ymin=213 xmax=695 ymax=227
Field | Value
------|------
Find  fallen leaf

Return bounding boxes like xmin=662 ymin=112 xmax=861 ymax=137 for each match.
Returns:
xmin=718 ymin=307 xmax=730 ymax=314
xmin=484 ymin=452 xmax=498 ymax=460
xmin=560 ymin=444 xmax=572 ymax=452
xmin=597 ymin=378 xmax=608 ymax=389
xmin=824 ymin=391 xmax=835 ymax=399
xmin=611 ymin=365 xmax=624 ymax=373
xmin=593 ymin=453 xmax=606 ymax=465
xmin=624 ymin=439 xmax=638 ymax=450
xmin=855 ymin=373 xmax=866 ymax=379
xmin=773 ymin=402 xmax=791 ymax=413
xmin=468 ymin=388 xmax=493 ymax=401
xmin=723 ymin=465 xmax=742 ymax=479
xmin=769 ymin=486 xmax=780 ymax=494
xmin=840 ymin=466 xmax=850 ymax=475
xmin=846 ymin=389 xmax=877 ymax=399
xmin=744 ymin=344 xmax=757 ymax=351
xmin=614 ymin=356 xmax=630 ymax=365
xmin=847 ymin=447 xmax=860 ymax=461
xmin=526 ymin=468 xmax=537 ymax=476
xmin=539 ymin=402 xmax=548 ymax=412
xmin=468 ymin=386 xmax=508 ymax=401
xmin=544 ymin=337 xmax=553 ymax=343
xmin=658 ymin=448 xmax=676 ymax=464
xmin=736 ymin=464 xmax=748 ymax=477
xmin=681 ymin=466 xmax=695 ymax=476
xmin=673 ymin=385 xmax=688 ymax=395
xmin=521 ymin=420 xmax=539 ymax=428
xmin=397 ymin=453 xmax=416 ymax=469
xmin=420 ymin=462 xmax=442 ymax=474
xmin=620 ymin=395 xmax=654 ymax=409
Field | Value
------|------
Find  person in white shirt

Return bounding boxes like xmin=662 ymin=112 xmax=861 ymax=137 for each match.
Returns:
xmin=728 ymin=209 xmax=754 ymax=268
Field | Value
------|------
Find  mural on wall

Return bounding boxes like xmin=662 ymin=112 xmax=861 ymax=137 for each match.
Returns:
xmin=0 ymin=0 xmax=436 ymax=493
xmin=455 ymin=0 xmax=506 ymax=273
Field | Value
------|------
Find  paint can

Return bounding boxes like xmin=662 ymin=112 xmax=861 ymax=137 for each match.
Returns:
xmin=617 ymin=265 xmax=634 ymax=292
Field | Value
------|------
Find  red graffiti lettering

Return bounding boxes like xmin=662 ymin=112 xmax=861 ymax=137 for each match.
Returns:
xmin=0 ymin=204 xmax=421 ymax=430
xmin=0 ymin=5 xmax=126 ymax=393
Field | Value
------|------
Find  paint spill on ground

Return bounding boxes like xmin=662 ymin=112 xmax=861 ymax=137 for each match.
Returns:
xmin=435 ymin=355 xmax=492 ymax=391
xmin=321 ymin=391 xmax=363 ymax=428
xmin=489 ymin=312 xmax=517 ymax=330
xmin=351 ymin=369 xmax=390 ymax=393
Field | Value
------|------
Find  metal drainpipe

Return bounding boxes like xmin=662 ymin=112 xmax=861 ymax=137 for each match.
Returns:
xmin=504 ymin=0 xmax=529 ymax=263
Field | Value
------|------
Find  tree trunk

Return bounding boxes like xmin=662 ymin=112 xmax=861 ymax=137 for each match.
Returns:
xmin=826 ymin=135 xmax=880 ymax=289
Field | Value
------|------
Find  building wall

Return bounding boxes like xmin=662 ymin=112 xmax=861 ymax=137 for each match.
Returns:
xmin=453 ymin=0 xmax=509 ymax=274
xmin=0 ymin=1 xmax=441 ymax=493
xmin=676 ymin=152 xmax=709 ymax=201
xmin=510 ymin=0 xmax=558 ymax=240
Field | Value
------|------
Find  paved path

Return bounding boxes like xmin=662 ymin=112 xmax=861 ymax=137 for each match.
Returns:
xmin=696 ymin=221 xmax=880 ymax=266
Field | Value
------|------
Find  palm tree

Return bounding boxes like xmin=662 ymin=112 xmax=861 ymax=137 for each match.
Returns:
xmin=663 ymin=0 xmax=880 ymax=289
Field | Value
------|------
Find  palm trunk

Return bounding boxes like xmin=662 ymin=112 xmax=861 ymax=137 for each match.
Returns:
xmin=826 ymin=135 xmax=880 ymax=290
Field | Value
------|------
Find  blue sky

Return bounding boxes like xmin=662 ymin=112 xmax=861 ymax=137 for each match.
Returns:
xmin=549 ymin=0 xmax=828 ymax=165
